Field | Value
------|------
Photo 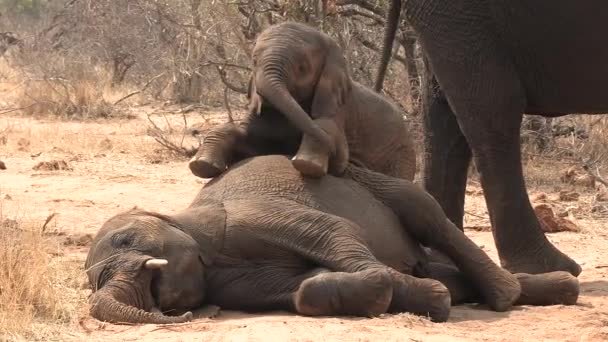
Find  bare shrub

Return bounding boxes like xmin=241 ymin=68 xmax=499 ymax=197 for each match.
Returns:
xmin=2 ymin=0 xmax=420 ymax=113
xmin=17 ymin=77 xmax=114 ymax=119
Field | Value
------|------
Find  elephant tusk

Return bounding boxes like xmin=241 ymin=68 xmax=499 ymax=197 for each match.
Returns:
xmin=145 ymin=258 xmax=168 ymax=269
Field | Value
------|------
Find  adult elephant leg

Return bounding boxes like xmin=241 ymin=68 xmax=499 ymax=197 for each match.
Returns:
xmin=443 ymin=72 xmax=581 ymax=276
xmin=421 ymin=73 xmax=472 ymax=229
xmin=413 ymin=22 xmax=581 ymax=276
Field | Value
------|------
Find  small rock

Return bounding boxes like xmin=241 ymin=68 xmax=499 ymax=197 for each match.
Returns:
xmin=3 ymin=194 xmax=12 ymax=200
xmin=559 ymin=190 xmax=580 ymax=202
xmin=0 ymin=160 xmax=6 ymax=170
xmin=534 ymin=204 xmax=580 ymax=233
xmin=33 ymin=160 xmax=73 ymax=171
xmin=30 ymin=152 xmax=42 ymax=158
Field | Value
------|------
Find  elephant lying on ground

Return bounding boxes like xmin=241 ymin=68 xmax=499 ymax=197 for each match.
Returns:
xmin=189 ymin=21 xmax=416 ymax=180
xmin=85 ymin=155 xmax=579 ymax=324
xmin=373 ymin=0 xmax=608 ymax=277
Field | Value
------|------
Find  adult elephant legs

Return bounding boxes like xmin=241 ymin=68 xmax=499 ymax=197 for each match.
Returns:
xmin=421 ymin=72 xmax=472 ymax=229
xmin=425 ymin=47 xmax=581 ymax=276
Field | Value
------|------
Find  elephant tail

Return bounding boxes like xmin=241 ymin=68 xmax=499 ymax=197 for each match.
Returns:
xmin=374 ymin=0 xmax=403 ymax=92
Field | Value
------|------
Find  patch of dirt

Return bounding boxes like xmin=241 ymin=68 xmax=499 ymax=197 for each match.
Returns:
xmin=2 ymin=113 xmax=608 ymax=341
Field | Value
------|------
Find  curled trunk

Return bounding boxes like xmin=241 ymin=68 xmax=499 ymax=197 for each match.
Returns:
xmin=256 ymin=62 xmax=335 ymax=153
xmin=89 ymin=287 xmax=192 ymax=324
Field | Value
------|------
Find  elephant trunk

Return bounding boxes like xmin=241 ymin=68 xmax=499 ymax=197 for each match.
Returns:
xmin=255 ymin=57 xmax=335 ymax=153
xmin=375 ymin=0 xmax=402 ymax=92
xmin=89 ymin=285 xmax=192 ymax=324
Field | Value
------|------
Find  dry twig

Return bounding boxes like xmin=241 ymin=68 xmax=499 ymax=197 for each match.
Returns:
xmin=114 ymin=72 xmax=165 ymax=106
xmin=146 ymin=113 xmax=198 ymax=158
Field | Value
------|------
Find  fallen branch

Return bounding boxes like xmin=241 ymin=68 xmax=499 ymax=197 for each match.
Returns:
xmin=0 ymin=103 xmax=36 ymax=115
xmin=114 ymin=72 xmax=165 ymax=106
xmin=41 ymin=212 xmax=58 ymax=233
xmin=223 ymin=87 xmax=234 ymax=123
xmin=146 ymin=113 xmax=198 ymax=158
xmin=464 ymin=210 xmax=486 ymax=220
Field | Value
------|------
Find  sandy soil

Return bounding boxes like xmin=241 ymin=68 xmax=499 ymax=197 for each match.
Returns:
xmin=1 ymin=112 xmax=607 ymax=341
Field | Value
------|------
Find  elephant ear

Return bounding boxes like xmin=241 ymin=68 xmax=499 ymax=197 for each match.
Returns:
xmin=247 ymin=72 xmax=263 ymax=116
xmin=171 ymin=202 xmax=227 ymax=266
xmin=310 ymin=48 xmax=351 ymax=121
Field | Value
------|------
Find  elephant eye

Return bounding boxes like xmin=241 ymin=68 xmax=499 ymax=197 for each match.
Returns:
xmin=111 ymin=232 xmax=134 ymax=249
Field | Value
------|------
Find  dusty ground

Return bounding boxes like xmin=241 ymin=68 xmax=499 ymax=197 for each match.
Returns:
xmin=1 ymin=112 xmax=608 ymax=341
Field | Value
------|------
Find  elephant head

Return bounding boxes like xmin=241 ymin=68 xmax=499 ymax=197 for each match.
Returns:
xmin=248 ymin=22 xmax=352 ymax=154
xmin=84 ymin=206 xmax=224 ymax=324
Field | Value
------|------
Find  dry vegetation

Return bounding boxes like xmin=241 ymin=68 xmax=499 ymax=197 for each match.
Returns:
xmin=0 ymin=209 xmax=86 ymax=340
xmin=0 ymin=0 xmax=608 ymax=340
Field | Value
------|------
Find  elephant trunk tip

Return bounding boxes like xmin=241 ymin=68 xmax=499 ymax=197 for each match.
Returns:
xmin=89 ymin=287 xmax=194 ymax=325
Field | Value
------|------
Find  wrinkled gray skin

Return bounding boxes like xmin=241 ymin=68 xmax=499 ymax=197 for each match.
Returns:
xmin=373 ymin=0 xmax=608 ymax=276
xmin=189 ymin=21 xmax=416 ymax=180
xmin=85 ymin=155 xmax=579 ymax=325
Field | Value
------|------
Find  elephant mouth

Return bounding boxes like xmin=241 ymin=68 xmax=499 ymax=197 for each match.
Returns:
xmin=149 ymin=269 xmax=162 ymax=310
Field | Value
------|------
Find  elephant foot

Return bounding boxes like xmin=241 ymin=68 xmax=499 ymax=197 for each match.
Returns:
xmin=478 ymin=267 xmax=521 ymax=312
xmin=189 ymin=156 xmax=226 ymax=179
xmin=291 ymin=154 xmax=328 ymax=178
xmin=515 ymin=271 xmax=579 ymax=306
xmin=387 ymin=269 xmax=451 ymax=322
xmin=294 ymin=269 xmax=393 ymax=317
xmin=500 ymin=242 xmax=582 ymax=277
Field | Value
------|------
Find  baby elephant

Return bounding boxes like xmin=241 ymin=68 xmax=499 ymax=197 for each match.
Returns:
xmin=85 ymin=156 xmax=579 ymax=324
xmin=189 ymin=21 xmax=416 ymax=180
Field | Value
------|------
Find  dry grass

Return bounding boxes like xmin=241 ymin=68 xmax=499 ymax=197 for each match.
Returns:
xmin=523 ymin=116 xmax=608 ymax=188
xmin=17 ymin=78 xmax=115 ymax=119
xmin=2 ymin=115 xmax=152 ymax=157
xmin=1 ymin=56 xmax=146 ymax=120
xmin=0 ymin=210 xmax=87 ymax=341
xmin=0 ymin=110 xmax=212 ymax=166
